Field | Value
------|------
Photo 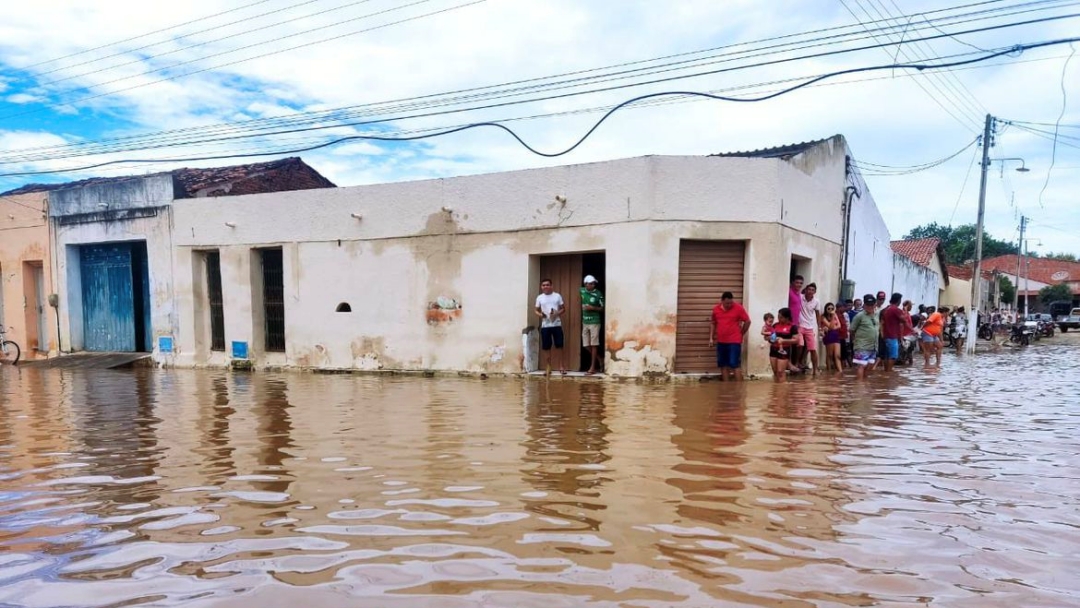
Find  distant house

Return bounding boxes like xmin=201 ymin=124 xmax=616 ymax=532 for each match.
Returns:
xmin=0 ymin=157 xmax=334 ymax=357
xmin=942 ymin=264 xmax=994 ymax=312
xmin=890 ymin=238 xmax=947 ymax=307
xmin=977 ymin=255 xmax=1080 ymax=312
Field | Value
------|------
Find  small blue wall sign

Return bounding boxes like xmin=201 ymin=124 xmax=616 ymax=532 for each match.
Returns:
xmin=158 ymin=336 xmax=174 ymax=353
xmin=232 ymin=341 xmax=249 ymax=359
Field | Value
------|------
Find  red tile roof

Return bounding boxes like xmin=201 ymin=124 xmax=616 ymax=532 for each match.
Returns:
xmin=945 ymin=264 xmax=994 ymax=281
xmin=979 ymin=255 xmax=1080 ymax=294
xmin=891 ymin=238 xmax=942 ymax=268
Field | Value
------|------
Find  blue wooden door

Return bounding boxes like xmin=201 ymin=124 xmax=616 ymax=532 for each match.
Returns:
xmin=81 ymin=244 xmax=136 ymax=352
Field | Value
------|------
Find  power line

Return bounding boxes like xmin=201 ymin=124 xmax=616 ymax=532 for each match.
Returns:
xmin=36 ymin=0 xmax=384 ymax=88
xmin=4 ymin=36 xmax=1077 ymax=178
xmin=0 ymin=0 xmax=488 ymax=121
xmin=3 ymin=8 xmax=1076 ymax=171
xmin=1037 ymin=42 xmax=1077 ymax=207
xmin=17 ymin=0 xmax=278 ymax=71
xmin=854 ymin=137 xmax=978 ymax=173
xmin=2 ymin=0 xmax=1073 ymax=128
xmin=949 ymin=143 xmax=983 ymax=224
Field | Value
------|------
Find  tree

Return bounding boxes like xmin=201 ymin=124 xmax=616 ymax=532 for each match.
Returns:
xmin=997 ymin=275 xmax=1016 ymax=306
xmin=1040 ymin=251 xmax=1079 ymax=262
xmin=903 ymin=223 xmax=1019 ymax=265
xmin=1039 ymin=284 xmax=1073 ymax=306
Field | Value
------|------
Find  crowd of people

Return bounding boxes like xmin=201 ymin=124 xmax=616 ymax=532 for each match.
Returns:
xmin=707 ymin=274 xmax=974 ymax=383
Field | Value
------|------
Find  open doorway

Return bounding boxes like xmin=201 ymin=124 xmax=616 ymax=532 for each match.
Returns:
xmin=790 ymin=255 xmax=812 ymax=285
xmin=535 ymin=251 xmax=606 ymax=374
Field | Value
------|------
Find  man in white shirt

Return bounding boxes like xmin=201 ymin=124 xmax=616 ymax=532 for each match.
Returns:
xmin=534 ymin=278 xmax=566 ymax=375
xmin=798 ymin=282 xmax=823 ymax=375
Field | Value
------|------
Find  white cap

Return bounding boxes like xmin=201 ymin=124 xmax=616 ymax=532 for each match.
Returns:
xmin=583 ymin=275 xmax=597 ymax=285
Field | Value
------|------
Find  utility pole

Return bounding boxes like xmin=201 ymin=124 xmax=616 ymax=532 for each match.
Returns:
xmin=968 ymin=114 xmax=993 ymax=353
xmin=1014 ymin=215 xmax=1026 ymax=313
xmin=1023 ymin=238 xmax=1031 ymax=318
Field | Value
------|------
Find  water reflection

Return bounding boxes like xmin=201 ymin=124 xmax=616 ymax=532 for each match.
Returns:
xmin=1 ymin=343 xmax=1079 ymax=606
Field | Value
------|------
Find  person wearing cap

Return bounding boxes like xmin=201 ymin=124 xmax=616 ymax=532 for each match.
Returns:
xmin=580 ymin=275 xmax=605 ymax=375
xmin=708 ymin=291 xmax=751 ymax=381
xmin=849 ymin=294 xmax=881 ymax=379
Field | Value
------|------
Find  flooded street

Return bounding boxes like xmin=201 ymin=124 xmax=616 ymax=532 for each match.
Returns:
xmin=1 ymin=342 xmax=1078 ymax=607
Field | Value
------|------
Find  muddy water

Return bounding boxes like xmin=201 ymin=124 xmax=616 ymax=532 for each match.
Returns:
xmin=1 ymin=345 xmax=1078 ymax=607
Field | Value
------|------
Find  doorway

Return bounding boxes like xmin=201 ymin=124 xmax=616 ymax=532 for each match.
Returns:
xmin=536 ymin=251 xmax=606 ymax=373
xmin=24 ymin=262 xmax=47 ymax=352
xmin=79 ymin=242 xmax=152 ymax=352
xmin=674 ymin=240 xmax=746 ymax=373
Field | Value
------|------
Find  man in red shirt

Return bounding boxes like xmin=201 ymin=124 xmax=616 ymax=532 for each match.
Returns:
xmin=708 ymin=291 xmax=751 ymax=381
xmin=880 ymin=292 xmax=913 ymax=372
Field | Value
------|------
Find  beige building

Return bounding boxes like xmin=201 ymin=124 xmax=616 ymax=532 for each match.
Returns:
xmin=169 ymin=136 xmax=890 ymax=378
xmin=0 ymin=192 xmax=58 ymax=358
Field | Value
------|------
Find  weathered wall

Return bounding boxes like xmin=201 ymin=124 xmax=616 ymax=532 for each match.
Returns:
xmin=170 ymin=151 xmax=853 ymax=377
xmin=0 ymin=192 xmax=57 ymax=356
xmin=48 ymin=173 xmax=175 ymax=216
xmin=843 ymin=166 xmax=894 ymax=301
xmin=891 ymin=253 xmax=941 ymax=308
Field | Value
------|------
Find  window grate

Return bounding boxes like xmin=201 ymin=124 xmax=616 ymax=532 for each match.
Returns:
xmin=261 ymin=249 xmax=286 ymax=352
xmin=206 ymin=252 xmax=225 ymax=351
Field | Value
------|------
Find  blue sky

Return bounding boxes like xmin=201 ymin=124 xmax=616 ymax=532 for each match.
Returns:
xmin=1 ymin=0 xmax=1078 ymax=254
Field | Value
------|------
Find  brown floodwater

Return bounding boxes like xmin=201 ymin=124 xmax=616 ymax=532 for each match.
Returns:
xmin=1 ymin=343 xmax=1078 ymax=608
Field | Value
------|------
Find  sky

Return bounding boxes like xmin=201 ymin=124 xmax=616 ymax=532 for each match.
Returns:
xmin=0 ymin=0 xmax=1078 ymax=255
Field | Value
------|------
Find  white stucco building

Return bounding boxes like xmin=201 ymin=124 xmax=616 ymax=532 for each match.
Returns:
xmin=168 ymin=136 xmax=892 ymax=378
xmin=890 ymin=238 xmax=947 ymax=308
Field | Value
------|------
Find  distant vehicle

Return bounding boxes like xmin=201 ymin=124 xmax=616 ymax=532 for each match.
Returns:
xmin=1057 ymin=307 xmax=1080 ymax=332
xmin=1049 ymin=301 xmax=1073 ymax=320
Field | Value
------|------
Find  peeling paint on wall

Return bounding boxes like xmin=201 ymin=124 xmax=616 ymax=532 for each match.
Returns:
xmin=426 ymin=297 xmax=462 ymax=325
xmin=604 ymin=317 xmax=676 ymax=376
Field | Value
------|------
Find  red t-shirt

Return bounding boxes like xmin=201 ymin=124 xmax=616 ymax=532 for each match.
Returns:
xmin=881 ymin=305 xmax=910 ymax=340
xmin=712 ymin=303 xmax=750 ymax=344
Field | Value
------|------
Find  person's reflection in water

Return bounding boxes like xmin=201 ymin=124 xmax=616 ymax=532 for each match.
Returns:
xmin=252 ymin=376 xmax=295 ymax=495
xmin=521 ymin=381 xmax=610 ymax=532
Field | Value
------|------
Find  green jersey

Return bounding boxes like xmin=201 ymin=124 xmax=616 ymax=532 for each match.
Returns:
xmin=580 ymin=287 xmax=604 ymax=325
xmin=850 ymin=310 xmax=880 ymax=352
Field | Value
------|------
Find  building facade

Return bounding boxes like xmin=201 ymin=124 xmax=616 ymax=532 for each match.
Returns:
xmin=0 ymin=192 xmax=56 ymax=358
xmin=169 ymin=136 xmax=890 ymax=378
xmin=890 ymin=238 xmax=947 ymax=308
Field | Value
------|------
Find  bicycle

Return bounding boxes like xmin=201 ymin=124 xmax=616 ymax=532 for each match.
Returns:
xmin=1 ymin=326 xmax=21 ymax=365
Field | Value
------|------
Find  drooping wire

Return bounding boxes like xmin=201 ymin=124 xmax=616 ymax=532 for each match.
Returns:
xmin=1037 ymin=42 xmax=1078 ymax=207
xmin=948 ymin=142 xmax=982 ymax=225
xmin=854 ymin=137 xmax=978 ymax=174
xmin=4 ymin=36 xmax=1079 ymax=178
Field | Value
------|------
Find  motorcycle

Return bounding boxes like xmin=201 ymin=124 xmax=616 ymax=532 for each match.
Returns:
xmin=978 ymin=322 xmax=994 ymax=341
xmin=1009 ymin=323 xmax=1034 ymax=346
xmin=1038 ymin=320 xmax=1055 ymax=338
xmin=898 ymin=334 xmax=918 ymax=365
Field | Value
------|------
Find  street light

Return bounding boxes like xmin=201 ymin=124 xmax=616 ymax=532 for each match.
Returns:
xmin=992 ymin=157 xmax=1030 ymax=175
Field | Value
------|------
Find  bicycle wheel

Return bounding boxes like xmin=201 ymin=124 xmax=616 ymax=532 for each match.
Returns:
xmin=1 ymin=340 xmax=20 ymax=365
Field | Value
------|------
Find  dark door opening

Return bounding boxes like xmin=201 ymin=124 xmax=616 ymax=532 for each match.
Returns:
xmin=579 ymin=252 xmax=606 ymax=373
xmin=206 ymin=251 xmax=225 ymax=351
xmin=261 ymin=248 xmax=286 ymax=352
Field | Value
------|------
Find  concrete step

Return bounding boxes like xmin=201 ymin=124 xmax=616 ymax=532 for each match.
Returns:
xmin=19 ymin=352 xmax=153 ymax=370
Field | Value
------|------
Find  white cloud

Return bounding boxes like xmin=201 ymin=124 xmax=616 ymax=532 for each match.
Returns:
xmin=0 ymin=0 xmax=1077 ymax=252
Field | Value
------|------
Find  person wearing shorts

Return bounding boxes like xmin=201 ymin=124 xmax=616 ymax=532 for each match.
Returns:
xmin=880 ymin=292 xmax=912 ymax=372
xmin=798 ymin=282 xmax=823 ymax=375
xmin=580 ymin=275 xmax=605 ymax=375
xmin=534 ymin=279 xmax=566 ymax=375
xmin=708 ymin=291 xmax=750 ymax=381
xmin=768 ymin=308 xmax=801 ymax=383
xmin=849 ymin=294 xmax=880 ymax=380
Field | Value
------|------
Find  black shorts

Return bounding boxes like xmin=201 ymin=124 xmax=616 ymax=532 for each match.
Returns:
xmin=540 ymin=326 xmax=564 ymax=350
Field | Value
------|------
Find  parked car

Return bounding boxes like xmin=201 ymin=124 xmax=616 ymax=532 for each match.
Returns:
xmin=1057 ymin=307 xmax=1080 ymax=332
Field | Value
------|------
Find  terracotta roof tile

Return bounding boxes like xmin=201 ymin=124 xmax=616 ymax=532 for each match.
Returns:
xmin=891 ymin=238 xmax=941 ymax=268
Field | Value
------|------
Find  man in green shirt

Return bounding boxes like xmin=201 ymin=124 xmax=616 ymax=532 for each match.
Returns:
xmin=849 ymin=294 xmax=880 ymax=380
xmin=580 ymin=275 xmax=605 ymax=375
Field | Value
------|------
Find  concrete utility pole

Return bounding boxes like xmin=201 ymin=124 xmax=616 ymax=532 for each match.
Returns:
xmin=1014 ymin=215 xmax=1026 ymax=313
xmin=968 ymin=114 xmax=993 ymax=354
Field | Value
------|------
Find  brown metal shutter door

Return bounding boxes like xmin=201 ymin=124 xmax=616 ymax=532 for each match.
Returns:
xmin=538 ymin=254 xmax=583 ymax=372
xmin=675 ymin=240 xmax=746 ymax=373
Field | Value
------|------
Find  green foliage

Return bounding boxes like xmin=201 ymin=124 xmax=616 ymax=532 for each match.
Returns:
xmin=1040 ymin=251 xmax=1079 ymax=262
xmin=903 ymin=223 xmax=1019 ymax=265
xmin=1039 ymin=283 xmax=1073 ymax=306
xmin=997 ymin=275 xmax=1016 ymax=305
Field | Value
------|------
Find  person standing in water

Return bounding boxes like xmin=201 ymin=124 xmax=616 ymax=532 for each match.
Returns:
xmin=850 ymin=294 xmax=881 ymax=380
xmin=580 ymin=275 xmax=605 ymax=375
xmin=708 ymin=291 xmax=751 ymax=381
xmin=821 ymin=302 xmax=843 ymax=373
xmin=534 ymin=279 xmax=566 ymax=375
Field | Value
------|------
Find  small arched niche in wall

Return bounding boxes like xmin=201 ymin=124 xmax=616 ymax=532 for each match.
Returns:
xmin=336 ymin=302 xmax=352 ymax=313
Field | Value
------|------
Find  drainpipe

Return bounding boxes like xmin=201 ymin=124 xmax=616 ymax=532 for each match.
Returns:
xmin=841 ymin=155 xmax=861 ymax=294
